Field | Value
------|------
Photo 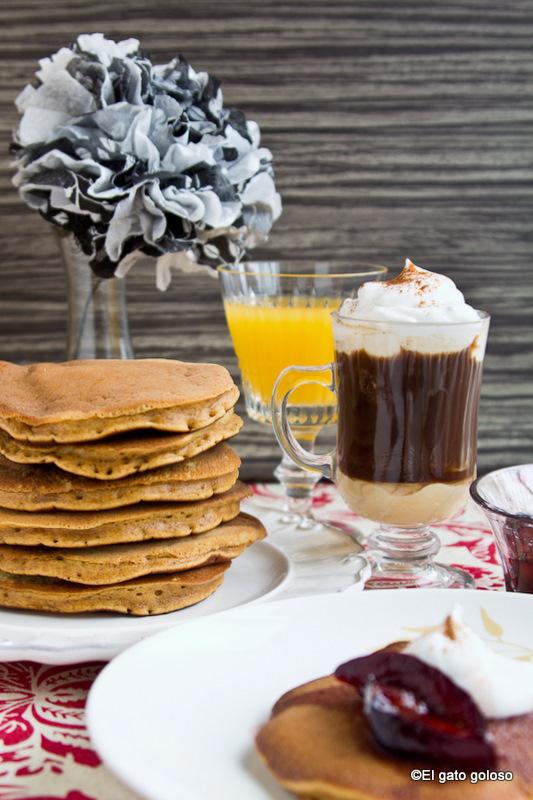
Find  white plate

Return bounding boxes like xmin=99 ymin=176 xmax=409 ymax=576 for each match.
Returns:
xmin=87 ymin=589 xmax=533 ymax=800
xmin=0 ymin=541 xmax=290 ymax=664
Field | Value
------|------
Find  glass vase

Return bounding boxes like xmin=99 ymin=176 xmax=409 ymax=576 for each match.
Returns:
xmin=57 ymin=233 xmax=133 ymax=360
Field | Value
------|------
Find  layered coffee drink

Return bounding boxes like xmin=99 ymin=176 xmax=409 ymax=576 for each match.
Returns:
xmin=334 ymin=260 xmax=489 ymax=526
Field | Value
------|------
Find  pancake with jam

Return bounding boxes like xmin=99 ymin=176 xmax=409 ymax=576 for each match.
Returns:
xmin=257 ymin=677 xmax=533 ymax=799
xmin=256 ymin=616 xmax=533 ymax=799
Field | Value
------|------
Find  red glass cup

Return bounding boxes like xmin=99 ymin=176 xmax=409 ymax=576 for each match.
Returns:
xmin=470 ymin=465 xmax=533 ymax=592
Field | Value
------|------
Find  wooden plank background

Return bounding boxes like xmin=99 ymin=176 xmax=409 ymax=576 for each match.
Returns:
xmin=0 ymin=0 xmax=531 ymax=480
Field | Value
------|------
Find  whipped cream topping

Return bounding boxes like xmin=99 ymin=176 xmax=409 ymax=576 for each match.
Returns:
xmin=335 ymin=259 xmax=485 ymax=358
xmin=404 ymin=606 xmax=533 ymax=720
xmin=340 ymin=259 xmax=479 ymax=324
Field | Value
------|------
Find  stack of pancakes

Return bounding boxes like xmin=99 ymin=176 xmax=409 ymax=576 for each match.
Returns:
xmin=0 ymin=359 xmax=265 ymax=616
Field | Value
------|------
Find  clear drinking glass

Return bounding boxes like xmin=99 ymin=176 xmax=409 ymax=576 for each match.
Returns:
xmin=470 ymin=465 xmax=533 ymax=593
xmin=218 ymin=262 xmax=387 ymax=529
xmin=272 ymin=309 xmax=490 ymax=588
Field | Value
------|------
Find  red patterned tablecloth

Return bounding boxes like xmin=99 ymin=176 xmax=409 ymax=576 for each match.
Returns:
xmin=0 ymin=485 xmax=503 ymax=800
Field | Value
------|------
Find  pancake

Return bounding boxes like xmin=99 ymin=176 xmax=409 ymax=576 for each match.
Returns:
xmin=0 ymin=443 xmax=240 ymax=511
xmin=0 ymin=482 xmax=251 ymax=548
xmin=0 ymin=512 xmax=265 ymax=585
xmin=0 ymin=410 xmax=243 ymax=479
xmin=0 ymin=562 xmax=229 ymax=615
xmin=256 ymin=675 xmax=533 ymax=799
xmin=0 ymin=359 xmax=238 ymax=442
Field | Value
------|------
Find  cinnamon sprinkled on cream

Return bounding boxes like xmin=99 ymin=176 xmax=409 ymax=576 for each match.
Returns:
xmin=337 ymin=257 xmax=480 ymax=327
xmin=383 ymin=259 xmax=428 ymax=290
xmin=383 ymin=259 xmax=440 ymax=298
xmin=443 ymin=614 xmax=459 ymax=641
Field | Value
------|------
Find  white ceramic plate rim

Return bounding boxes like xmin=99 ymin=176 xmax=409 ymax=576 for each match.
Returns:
xmin=0 ymin=541 xmax=290 ymax=664
xmin=87 ymin=589 xmax=533 ymax=800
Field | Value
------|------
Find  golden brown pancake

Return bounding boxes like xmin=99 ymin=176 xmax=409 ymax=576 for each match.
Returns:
xmin=0 ymin=411 xmax=243 ymax=479
xmin=256 ymin=675 xmax=533 ymax=799
xmin=0 ymin=482 xmax=251 ymax=548
xmin=0 ymin=562 xmax=230 ymax=615
xmin=0 ymin=512 xmax=265 ymax=585
xmin=0 ymin=359 xmax=238 ymax=442
xmin=0 ymin=443 xmax=240 ymax=511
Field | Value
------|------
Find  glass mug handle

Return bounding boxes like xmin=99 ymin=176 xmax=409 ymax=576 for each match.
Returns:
xmin=271 ymin=363 xmax=335 ymax=480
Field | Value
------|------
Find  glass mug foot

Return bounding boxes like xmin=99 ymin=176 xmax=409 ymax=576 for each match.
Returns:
xmin=341 ymin=527 xmax=475 ymax=590
xmin=365 ymin=524 xmax=474 ymax=589
xmin=363 ymin=557 xmax=475 ymax=590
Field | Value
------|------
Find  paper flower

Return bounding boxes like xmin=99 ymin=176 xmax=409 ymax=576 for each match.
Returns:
xmin=12 ymin=33 xmax=282 ymax=288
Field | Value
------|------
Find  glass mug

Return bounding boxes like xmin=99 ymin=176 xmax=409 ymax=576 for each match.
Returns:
xmin=272 ymin=309 xmax=490 ymax=589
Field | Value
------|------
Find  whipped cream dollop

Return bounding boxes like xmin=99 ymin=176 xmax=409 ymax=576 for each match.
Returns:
xmin=340 ymin=259 xmax=479 ymax=324
xmin=335 ymin=259 xmax=485 ymax=357
xmin=404 ymin=606 xmax=533 ymax=719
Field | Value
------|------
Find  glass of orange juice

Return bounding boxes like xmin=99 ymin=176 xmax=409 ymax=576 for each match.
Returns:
xmin=218 ymin=262 xmax=387 ymax=529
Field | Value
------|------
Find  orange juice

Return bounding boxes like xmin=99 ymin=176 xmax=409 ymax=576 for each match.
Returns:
xmin=223 ymin=297 xmax=339 ymax=420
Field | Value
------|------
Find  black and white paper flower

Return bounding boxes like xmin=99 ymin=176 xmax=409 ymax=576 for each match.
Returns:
xmin=12 ymin=33 xmax=282 ymax=288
